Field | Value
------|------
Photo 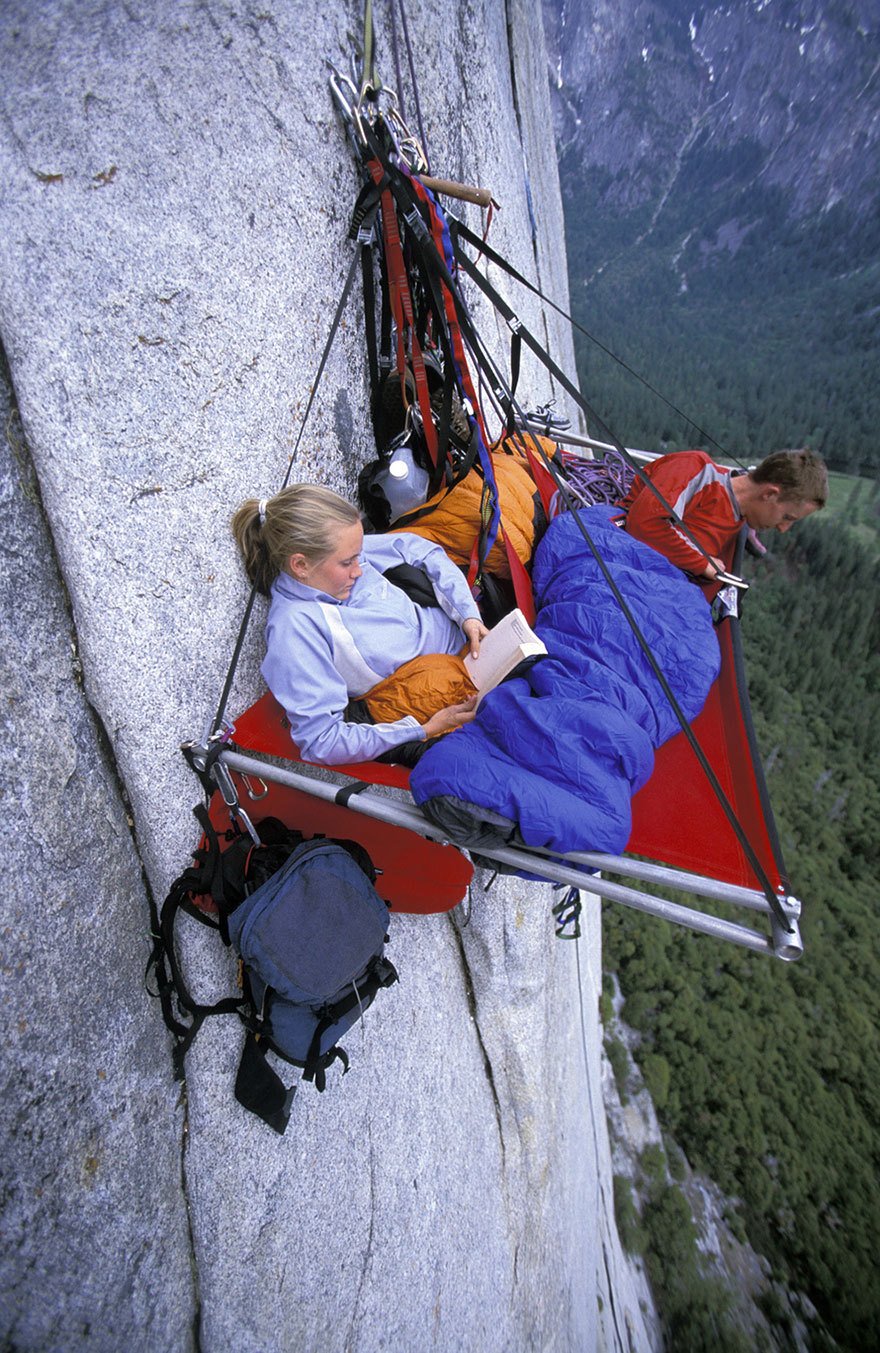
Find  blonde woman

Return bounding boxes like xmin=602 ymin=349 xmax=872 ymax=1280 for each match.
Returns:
xmin=232 ymin=484 xmax=487 ymax=766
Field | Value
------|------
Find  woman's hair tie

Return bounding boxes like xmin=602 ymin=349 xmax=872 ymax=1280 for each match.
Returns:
xmin=258 ymin=498 xmax=268 ymax=528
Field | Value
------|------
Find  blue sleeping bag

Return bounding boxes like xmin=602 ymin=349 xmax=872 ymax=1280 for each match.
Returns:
xmin=409 ymin=507 xmax=721 ymax=856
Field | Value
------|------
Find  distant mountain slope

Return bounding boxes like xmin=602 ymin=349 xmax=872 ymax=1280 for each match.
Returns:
xmin=544 ymin=0 xmax=880 ymax=472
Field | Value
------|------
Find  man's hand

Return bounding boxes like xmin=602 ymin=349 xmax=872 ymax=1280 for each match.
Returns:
xmin=462 ymin=617 xmax=490 ymax=658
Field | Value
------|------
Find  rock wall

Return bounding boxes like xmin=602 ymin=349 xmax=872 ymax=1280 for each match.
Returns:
xmin=543 ymin=0 xmax=880 ymax=225
xmin=0 ymin=3 xmax=653 ymax=1349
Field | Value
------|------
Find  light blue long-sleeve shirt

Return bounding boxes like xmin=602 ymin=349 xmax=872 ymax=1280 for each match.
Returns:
xmin=262 ymin=532 xmax=481 ymax=764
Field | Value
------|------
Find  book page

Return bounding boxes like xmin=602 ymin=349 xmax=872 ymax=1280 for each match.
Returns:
xmin=464 ymin=608 xmax=546 ymax=695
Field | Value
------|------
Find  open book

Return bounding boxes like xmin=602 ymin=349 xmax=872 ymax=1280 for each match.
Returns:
xmin=464 ymin=608 xmax=547 ymax=705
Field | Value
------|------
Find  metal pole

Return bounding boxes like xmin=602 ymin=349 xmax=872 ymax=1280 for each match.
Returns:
xmin=525 ymin=424 xmax=745 ymax=476
xmin=479 ymin=844 xmax=792 ymax=959
xmin=523 ymin=424 xmax=658 ymax=461
xmin=549 ymin=850 xmax=800 ymax=919
xmin=218 ymin=750 xmax=802 ymax=960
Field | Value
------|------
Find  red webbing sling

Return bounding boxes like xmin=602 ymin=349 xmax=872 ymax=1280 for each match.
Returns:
xmin=408 ymin=172 xmax=536 ymax=620
xmin=369 ymin=159 xmax=440 ymax=470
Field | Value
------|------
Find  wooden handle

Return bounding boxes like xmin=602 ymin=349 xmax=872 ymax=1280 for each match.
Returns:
xmin=420 ymin=175 xmax=494 ymax=209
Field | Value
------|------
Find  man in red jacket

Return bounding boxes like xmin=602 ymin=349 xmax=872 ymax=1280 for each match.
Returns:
xmin=619 ymin=447 xmax=828 ymax=586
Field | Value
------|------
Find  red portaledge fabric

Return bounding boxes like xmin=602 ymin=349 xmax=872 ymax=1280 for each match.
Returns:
xmin=232 ymin=606 xmax=789 ymax=903
xmin=629 ymin=616 xmax=789 ymax=894
xmin=220 ymin=693 xmax=473 ymax=914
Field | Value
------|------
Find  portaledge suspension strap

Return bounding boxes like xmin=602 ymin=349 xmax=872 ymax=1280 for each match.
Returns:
xmin=210 ymin=249 xmax=361 ymax=741
xmin=450 ymin=216 xmax=745 ymax=472
xmin=452 ymin=234 xmax=736 ymax=569
xmin=353 ymin=122 xmax=510 ymax=593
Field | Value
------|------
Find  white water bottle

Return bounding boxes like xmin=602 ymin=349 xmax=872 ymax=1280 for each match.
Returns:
xmin=379 ymin=442 xmax=430 ymax=522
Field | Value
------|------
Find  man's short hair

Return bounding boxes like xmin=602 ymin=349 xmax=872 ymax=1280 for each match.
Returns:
xmin=750 ymin=448 xmax=828 ymax=507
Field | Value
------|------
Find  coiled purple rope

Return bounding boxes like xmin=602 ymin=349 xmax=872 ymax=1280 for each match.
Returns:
xmin=560 ymin=448 xmax=635 ymax=507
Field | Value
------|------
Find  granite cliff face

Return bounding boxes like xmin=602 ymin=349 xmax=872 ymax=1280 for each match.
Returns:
xmin=0 ymin=3 xmax=654 ymax=1349
xmin=544 ymin=0 xmax=879 ymax=229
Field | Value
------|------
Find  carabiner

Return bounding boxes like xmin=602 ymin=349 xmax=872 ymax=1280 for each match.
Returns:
xmin=328 ymin=64 xmax=368 ymax=147
xmin=240 ymin=772 xmax=269 ymax=802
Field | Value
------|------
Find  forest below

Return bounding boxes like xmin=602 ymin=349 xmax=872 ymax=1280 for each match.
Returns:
xmin=560 ymin=182 xmax=880 ymax=1349
xmin=603 ymin=487 xmax=879 ymax=1351
xmin=561 ymin=154 xmax=880 ymax=480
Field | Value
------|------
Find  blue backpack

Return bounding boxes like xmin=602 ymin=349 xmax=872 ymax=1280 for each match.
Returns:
xmin=149 ymin=810 xmax=398 ymax=1134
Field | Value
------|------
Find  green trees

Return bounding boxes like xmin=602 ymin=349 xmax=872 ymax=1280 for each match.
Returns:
xmin=559 ymin=67 xmax=878 ymax=1344
xmin=602 ymin=514 xmax=880 ymax=1350
xmin=641 ymin=1187 xmax=753 ymax=1353
xmin=563 ymin=179 xmax=880 ymax=477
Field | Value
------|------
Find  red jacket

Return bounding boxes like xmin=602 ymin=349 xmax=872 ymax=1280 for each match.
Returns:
xmin=620 ymin=450 xmax=743 ymax=578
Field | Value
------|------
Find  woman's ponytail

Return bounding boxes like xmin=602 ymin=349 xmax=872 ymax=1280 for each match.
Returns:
xmin=231 ymin=498 xmax=276 ymax=595
xmin=231 ymin=485 xmax=360 ymax=596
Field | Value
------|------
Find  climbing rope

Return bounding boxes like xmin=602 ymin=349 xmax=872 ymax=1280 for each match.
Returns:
xmin=450 ymin=217 xmax=747 ymax=471
xmin=210 ymin=250 xmax=361 ymax=741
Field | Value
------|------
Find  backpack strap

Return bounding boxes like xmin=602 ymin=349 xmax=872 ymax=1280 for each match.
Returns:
xmin=234 ymin=1032 xmax=297 ymax=1135
xmin=146 ymin=804 xmax=247 ymax=1078
xmin=158 ymin=886 xmax=245 ymax=1078
xmin=301 ymin=956 xmax=399 ymax=1087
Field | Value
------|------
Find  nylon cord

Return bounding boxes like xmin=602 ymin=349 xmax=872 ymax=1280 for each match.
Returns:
xmin=210 ymin=250 xmax=361 ymax=738
xmin=387 ymin=0 xmax=429 ymax=171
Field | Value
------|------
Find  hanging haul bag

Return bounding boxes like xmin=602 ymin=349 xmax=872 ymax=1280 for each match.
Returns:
xmin=148 ymin=810 xmax=398 ymax=1135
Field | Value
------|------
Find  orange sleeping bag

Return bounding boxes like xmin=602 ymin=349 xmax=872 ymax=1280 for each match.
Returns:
xmin=397 ymin=438 xmax=553 ymax=579
xmin=363 ymin=649 xmax=475 ymax=727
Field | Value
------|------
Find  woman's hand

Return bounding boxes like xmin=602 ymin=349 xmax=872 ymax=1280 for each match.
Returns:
xmin=462 ymin=617 xmax=490 ymax=659
xmin=422 ymin=695 xmax=479 ymax=739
